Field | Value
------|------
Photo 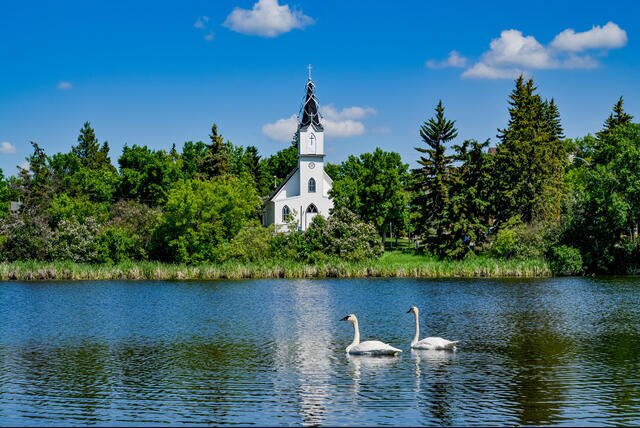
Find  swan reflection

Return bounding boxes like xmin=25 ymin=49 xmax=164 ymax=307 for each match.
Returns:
xmin=346 ymin=353 xmax=400 ymax=396
xmin=412 ymin=349 xmax=456 ymax=425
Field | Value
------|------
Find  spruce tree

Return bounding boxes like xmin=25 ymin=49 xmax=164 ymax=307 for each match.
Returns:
xmin=596 ymin=96 xmax=633 ymax=140
xmin=200 ymin=123 xmax=230 ymax=178
xmin=413 ymin=101 xmax=457 ymax=251
xmin=492 ymin=76 xmax=566 ymax=223
xmin=72 ymin=122 xmax=112 ymax=170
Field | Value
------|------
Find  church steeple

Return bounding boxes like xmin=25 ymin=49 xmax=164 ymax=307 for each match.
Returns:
xmin=299 ymin=66 xmax=323 ymax=131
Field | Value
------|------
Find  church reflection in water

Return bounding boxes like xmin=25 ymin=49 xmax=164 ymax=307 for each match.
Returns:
xmin=271 ymin=281 xmax=335 ymax=426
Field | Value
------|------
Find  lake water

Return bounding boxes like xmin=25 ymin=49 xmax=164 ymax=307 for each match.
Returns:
xmin=1 ymin=277 xmax=640 ymax=426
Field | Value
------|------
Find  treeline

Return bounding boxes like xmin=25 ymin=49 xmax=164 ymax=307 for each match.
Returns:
xmin=0 ymin=76 xmax=638 ymax=274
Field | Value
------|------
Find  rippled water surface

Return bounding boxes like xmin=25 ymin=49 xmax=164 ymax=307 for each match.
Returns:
xmin=1 ymin=278 xmax=640 ymax=425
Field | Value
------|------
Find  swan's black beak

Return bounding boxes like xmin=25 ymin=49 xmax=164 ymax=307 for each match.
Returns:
xmin=406 ymin=308 xmax=412 ymax=313
xmin=340 ymin=316 xmax=349 ymax=321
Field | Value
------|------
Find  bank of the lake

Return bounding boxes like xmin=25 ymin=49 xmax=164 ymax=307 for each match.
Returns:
xmin=0 ymin=252 xmax=550 ymax=280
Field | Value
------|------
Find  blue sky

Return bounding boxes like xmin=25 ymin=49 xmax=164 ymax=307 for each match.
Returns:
xmin=0 ymin=0 xmax=638 ymax=175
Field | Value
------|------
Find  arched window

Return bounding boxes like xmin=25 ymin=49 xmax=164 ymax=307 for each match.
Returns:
xmin=306 ymin=204 xmax=318 ymax=213
xmin=308 ymin=177 xmax=316 ymax=193
xmin=282 ymin=205 xmax=290 ymax=221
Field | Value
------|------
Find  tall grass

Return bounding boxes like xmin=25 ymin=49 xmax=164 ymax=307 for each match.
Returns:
xmin=0 ymin=252 xmax=550 ymax=281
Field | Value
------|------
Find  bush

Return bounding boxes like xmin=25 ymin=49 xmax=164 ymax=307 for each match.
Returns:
xmin=306 ymin=207 xmax=383 ymax=262
xmin=491 ymin=216 xmax=547 ymax=259
xmin=96 ymin=226 xmax=142 ymax=263
xmin=0 ymin=212 xmax=53 ymax=261
xmin=547 ymin=245 xmax=583 ymax=276
xmin=216 ymin=222 xmax=273 ymax=263
xmin=51 ymin=217 xmax=99 ymax=263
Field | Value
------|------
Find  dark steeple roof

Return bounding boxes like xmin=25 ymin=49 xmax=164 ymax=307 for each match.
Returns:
xmin=299 ymin=78 xmax=323 ymax=131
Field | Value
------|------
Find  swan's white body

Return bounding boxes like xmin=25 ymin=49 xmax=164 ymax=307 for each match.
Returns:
xmin=342 ymin=314 xmax=402 ymax=356
xmin=408 ymin=306 xmax=458 ymax=350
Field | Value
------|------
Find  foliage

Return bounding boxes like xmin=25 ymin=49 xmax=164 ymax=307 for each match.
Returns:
xmin=413 ymin=100 xmax=457 ymax=250
xmin=0 ymin=211 xmax=53 ymax=261
xmin=305 ymin=207 xmax=383 ymax=261
xmin=152 ymin=177 xmax=261 ymax=263
xmin=48 ymin=193 xmax=110 ymax=226
xmin=491 ymin=76 xmax=566 ymax=224
xmin=330 ymin=148 xmax=409 ymax=240
xmin=50 ymin=217 xmax=99 ymax=263
xmin=200 ymin=123 xmax=231 ymax=178
xmin=216 ymin=221 xmax=274 ymax=263
xmin=96 ymin=226 xmax=141 ymax=263
xmin=118 ymin=144 xmax=182 ymax=206
xmin=547 ymin=245 xmax=583 ymax=276
xmin=491 ymin=216 xmax=547 ymax=260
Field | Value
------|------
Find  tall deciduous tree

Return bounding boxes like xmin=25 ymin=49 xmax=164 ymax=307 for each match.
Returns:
xmin=413 ymin=101 xmax=457 ymax=249
xmin=330 ymin=148 xmax=409 ymax=242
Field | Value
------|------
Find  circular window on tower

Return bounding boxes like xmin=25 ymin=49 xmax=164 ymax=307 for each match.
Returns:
xmin=308 ymin=162 xmax=315 ymax=169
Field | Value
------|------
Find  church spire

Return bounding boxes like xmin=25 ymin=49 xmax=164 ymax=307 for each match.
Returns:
xmin=299 ymin=66 xmax=323 ymax=131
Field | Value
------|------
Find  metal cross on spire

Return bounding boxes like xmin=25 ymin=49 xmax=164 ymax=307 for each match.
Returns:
xmin=307 ymin=64 xmax=312 ymax=80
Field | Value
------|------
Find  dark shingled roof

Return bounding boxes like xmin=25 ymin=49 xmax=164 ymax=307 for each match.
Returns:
xmin=299 ymin=79 xmax=323 ymax=131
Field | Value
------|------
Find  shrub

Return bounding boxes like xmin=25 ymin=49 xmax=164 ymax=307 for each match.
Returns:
xmin=547 ymin=245 xmax=583 ymax=276
xmin=491 ymin=215 xmax=547 ymax=259
xmin=216 ymin=222 xmax=273 ymax=263
xmin=96 ymin=226 xmax=141 ymax=263
xmin=306 ymin=207 xmax=383 ymax=262
xmin=0 ymin=212 xmax=53 ymax=261
xmin=51 ymin=217 xmax=99 ymax=263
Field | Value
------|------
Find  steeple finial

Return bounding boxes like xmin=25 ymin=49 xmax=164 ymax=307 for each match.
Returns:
xmin=299 ymin=68 xmax=323 ymax=130
xmin=308 ymin=64 xmax=312 ymax=80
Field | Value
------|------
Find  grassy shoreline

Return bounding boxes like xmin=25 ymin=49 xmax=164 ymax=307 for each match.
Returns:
xmin=0 ymin=252 xmax=551 ymax=281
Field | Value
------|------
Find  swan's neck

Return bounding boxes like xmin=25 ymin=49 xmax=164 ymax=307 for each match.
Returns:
xmin=412 ymin=312 xmax=420 ymax=346
xmin=350 ymin=320 xmax=361 ymax=348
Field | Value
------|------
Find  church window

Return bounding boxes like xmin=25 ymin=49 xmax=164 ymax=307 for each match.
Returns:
xmin=308 ymin=178 xmax=316 ymax=193
xmin=306 ymin=204 xmax=318 ymax=213
xmin=282 ymin=205 xmax=291 ymax=221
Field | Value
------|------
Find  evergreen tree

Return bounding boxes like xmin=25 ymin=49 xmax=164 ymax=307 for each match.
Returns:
xmin=201 ymin=123 xmax=230 ymax=178
xmin=413 ymin=101 xmax=457 ymax=250
xmin=72 ymin=122 xmax=112 ymax=170
xmin=446 ymin=139 xmax=492 ymax=258
xmin=492 ymin=76 xmax=566 ymax=223
xmin=597 ymin=96 xmax=633 ymax=140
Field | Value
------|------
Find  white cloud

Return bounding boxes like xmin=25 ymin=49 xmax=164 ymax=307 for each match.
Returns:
xmin=262 ymin=114 xmax=298 ymax=142
xmin=322 ymin=105 xmax=376 ymax=121
xmin=224 ymin=0 xmax=314 ymax=38
xmin=426 ymin=50 xmax=468 ymax=69
xmin=462 ymin=63 xmax=522 ymax=80
xmin=551 ymin=22 xmax=627 ymax=52
xmin=459 ymin=22 xmax=626 ymax=79
xmin=262 ymin=105 xmax=376 ymax=141
xmin=57 ymin=81 xmax=72 ymax=90
xmin=483 ymin=30 xmax=556 ymax=69
xmin=0 ymin=142 xmax=16 ymax=154
xmin=204 ymin=32 xmax=215 ymax=42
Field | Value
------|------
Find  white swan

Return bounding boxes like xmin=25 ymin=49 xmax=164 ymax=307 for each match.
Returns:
xmin=340 ymin=314 xmax=402 ymax=356
xmin=407 ymin=306 xmax=458 ymax=350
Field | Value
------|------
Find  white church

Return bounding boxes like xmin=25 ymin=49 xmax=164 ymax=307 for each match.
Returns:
xmin=262 ymin=73 xmax=334 ymax=231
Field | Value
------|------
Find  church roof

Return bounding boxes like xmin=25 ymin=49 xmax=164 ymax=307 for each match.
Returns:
xmin=267 ymin=167 xmax=299 ymax=202
xmin=299 ymin=78 xmax=324 ymax=131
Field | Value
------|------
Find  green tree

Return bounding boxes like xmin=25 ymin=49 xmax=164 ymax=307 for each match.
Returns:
xmin=330 ymin=148 xmax=409 ymax=242
xmin=492 ymin=76 xmax=566 ymax=223
xmin=200 ymin=123 xmax=231 ymax=178
xmin=72 ymin=122 xmax=113 ymax=170
xmin=596 ymin=96 xmax=633 ymax=140
xmin=117 ymin=145 xmax=182 ymax=206
xmin=445 ymin=139 xmax=493 ymax=258
xmin=413 ymin=101 xmax=457 ymax=251
xmin=152 ymin=177 xmax=261 ymax=263
xmin=261 ymin=138 xmax=298 ymax=195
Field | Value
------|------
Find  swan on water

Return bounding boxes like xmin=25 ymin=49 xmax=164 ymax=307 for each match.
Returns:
xmin=407 ymin=306 xmax=458 ymax=350
xmin=340 ymin=314 xmax=402 ymax=356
